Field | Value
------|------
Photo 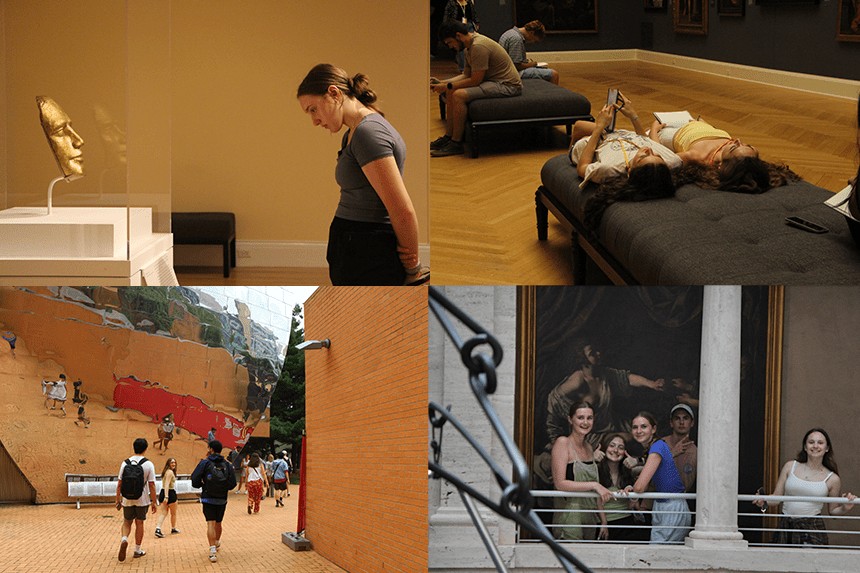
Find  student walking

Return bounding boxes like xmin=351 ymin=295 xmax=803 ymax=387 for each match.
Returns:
xmin=272 ymin=452 xmax=290 ymax=507
xmin=191 ymin=440 xmax=237 ymax=563
xmin=154 ymin=457 xmax=180 ymax=538
xmin=245 ymin=453 xmax=268 ymax=514
xmin=115 ymin=438 xmax=158 ymax=561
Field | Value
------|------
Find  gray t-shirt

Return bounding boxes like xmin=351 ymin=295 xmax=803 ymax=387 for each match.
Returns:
xmin=334 ymin=114 xmax=406 ymax=224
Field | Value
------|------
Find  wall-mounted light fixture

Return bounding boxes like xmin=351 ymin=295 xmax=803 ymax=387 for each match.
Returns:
xmin=296 ymin=338 xmax=331 ymax=351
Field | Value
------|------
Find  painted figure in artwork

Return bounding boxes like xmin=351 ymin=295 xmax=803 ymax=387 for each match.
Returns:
xmin=154 ymin=413 xmax=176 ymax=454
xmin=73 ymin=379 xmax=90 ymax=428
xmin=42 ymin=374 xmax=68 ymax=416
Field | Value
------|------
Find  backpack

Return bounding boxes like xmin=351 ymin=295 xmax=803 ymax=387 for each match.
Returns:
xmin=205 ymin=459 xmax=231 ymax=497
xmin=120 ymin=457 xmax=148 ymax=500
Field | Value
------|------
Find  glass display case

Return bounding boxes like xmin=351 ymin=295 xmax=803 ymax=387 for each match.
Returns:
xmin=0 ymin=0 xmax=174 ymax=285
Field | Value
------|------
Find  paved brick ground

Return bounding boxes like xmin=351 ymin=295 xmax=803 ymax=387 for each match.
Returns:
xmin=0 ymin=485 xmax=346 ymax=572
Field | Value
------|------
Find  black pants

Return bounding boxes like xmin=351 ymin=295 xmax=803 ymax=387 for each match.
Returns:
xmin=327 ymin=217 xmax=405 ymax=286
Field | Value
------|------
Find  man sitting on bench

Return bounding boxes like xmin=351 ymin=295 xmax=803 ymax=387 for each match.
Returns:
xmin=430 ymin=20 xmax=522 ymax=157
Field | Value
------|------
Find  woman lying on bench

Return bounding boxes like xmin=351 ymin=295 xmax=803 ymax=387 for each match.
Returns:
xmin=650 ymin=118 xmax=797 ymax=194
xmin=568 ymin=94 xmax=682 ymax=228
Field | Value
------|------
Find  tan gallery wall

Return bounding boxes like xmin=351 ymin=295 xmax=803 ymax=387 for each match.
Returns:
xmin=2 ymin=0 xmax=430 ymax=245
xmin=170 ymin=0 xmax=430 ymax=243
xmin=781 ymin=286 xmax=859 ymax=536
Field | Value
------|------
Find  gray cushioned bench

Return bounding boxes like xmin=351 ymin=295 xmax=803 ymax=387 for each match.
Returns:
xmin=536 ymin=153 xmax=860 ymax=284
xmin=439 ymin=79 xmax=592 ymax=158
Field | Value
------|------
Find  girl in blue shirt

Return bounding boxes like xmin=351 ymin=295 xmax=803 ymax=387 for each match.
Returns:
xmin=625 ymin=412 xmax=692 ymax=543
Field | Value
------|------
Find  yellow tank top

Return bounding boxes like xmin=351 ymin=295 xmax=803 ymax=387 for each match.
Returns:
xmin=673 ymin=121 xmax=731 ymax=152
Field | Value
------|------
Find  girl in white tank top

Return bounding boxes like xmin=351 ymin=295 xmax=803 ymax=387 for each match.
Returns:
xmin=753 ymin=429 xmax=856 ymax=545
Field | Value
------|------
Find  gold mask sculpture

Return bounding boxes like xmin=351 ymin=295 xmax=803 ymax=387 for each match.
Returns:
xmin=36 ymin=96 xmax=84 ymax=180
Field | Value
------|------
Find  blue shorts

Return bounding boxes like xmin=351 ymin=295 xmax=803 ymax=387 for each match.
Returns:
xmin=521 ymin=67 xmax=554 ymax=82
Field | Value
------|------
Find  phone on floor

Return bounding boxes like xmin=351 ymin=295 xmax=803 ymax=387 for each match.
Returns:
xmin=606 ymin=88 xmax=621 ymax=133
xmin=785 ymin=216 xmax=829 ymax=234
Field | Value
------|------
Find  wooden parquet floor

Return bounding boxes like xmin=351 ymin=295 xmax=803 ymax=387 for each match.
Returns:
xmin=429 ymin=58 xmax=859 ymax=285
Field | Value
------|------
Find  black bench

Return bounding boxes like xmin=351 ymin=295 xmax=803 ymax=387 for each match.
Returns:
xmin=171 ymin=212 xmax=236 ymax=278
xmin=536 ymin=154 xmax=860 ymax=284
xmin=440 ymin=79 xmax=592 ymax=158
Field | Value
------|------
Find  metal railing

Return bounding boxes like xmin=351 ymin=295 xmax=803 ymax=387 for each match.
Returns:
xmin=738 ymin=493 xmax=860 ymax=549
xmin=527 ymin=491 xmax=695 ymax=544
xmin=520 ymin=491 xmax=860 ymax=549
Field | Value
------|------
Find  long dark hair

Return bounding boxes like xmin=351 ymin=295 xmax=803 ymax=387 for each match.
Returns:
xmin=796 ymin=428 xmax=838 ymax=474
xmin=583 ymin=163 xmax=676 ymax=229
xmin=674 ymin=159 xmax=799 ymax=194
xmin=597 ymin=433 xmax=635 ymax=489
xmin=161 ymin=457 xmax=176 ymax=480
xmin=297 ymin=63 xmax=384 ymax=116
xmin=632 ymin=411 xmax=658 ymax=450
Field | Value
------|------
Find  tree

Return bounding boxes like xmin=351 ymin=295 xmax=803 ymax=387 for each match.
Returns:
xmin=269 ymin=304 xmax=305 ymax=461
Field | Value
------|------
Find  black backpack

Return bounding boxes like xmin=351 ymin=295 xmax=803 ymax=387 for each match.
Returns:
xmin=120 ymin=457 xmax=148 ymax=500
xmin=205 ymin=459 xmax=231 ymax=497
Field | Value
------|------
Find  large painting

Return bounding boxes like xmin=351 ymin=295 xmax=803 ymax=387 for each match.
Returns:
xmin=717 ymin=0 xmax=745 ymax=16
xmin=837 ymin=0 xmax=860 ymax=41
xmin=516 ymin=286 xmax=781 ymax=541
xmin=513 ymin=0 xmax=598 ymax=34
xmin=674 ymin=0 xmax=708 ymax=35
xmin=645 ymin=0 xmax=668 ymax=11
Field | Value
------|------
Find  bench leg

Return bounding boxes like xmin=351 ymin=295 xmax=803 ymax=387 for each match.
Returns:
xmin=570 ymin=230 xmax=587 ymax=285
xmin=230 ymin=238 xmax=237 ymax=269
xmin=471 ymin=124 xmax=479 ymax=158
xmin=535 ymin=189 xmax=549 ymax=241
xmin=222 ymin=242 xmax=231 ymax=278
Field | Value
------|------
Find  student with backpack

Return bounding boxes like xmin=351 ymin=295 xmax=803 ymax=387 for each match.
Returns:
xmin=271 ymin=451 xmax=290 ymax=506
xmin=190 ymin=440 xmax=237 ymax=563
xmin=115 ymin=438 xmax=158 ymax=561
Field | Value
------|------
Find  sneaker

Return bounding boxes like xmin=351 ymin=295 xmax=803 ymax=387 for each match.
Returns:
xmin=248 ymin=505 xmax=252 ymax=514
xmin=209 ymin=552 xmax=217 ymax=563
xmin=154 ymin=528 xmax=164 ymax=538
xmin=431 ymin=140 xmax=464 ymax=157
xmin=118 ymin=539 xmax=128 ymax=562
xmin=133 ymin=550 xmax=146 ymax=558
xmin=430 ymin=134 xmax=451 ymax=150
xmin=171 ymin=528 xmax=180 ymax=534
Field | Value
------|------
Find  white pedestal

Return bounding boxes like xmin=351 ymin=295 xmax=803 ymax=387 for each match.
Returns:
xmin=0 ymin=207 xmax=175 ymax=285
xmin=0 ymin=207 xmax=152 ymax=258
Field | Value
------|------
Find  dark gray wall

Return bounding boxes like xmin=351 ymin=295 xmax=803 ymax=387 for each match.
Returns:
xmin=479 ymin=0 xmax=860 ymax=81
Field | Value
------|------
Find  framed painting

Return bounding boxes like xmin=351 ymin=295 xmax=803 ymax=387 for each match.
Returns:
xmin=837 ymin=0 xmax=860 ymax=41
xmin=513 ymin=0 xmax=598 ymax=34
xmin=645 ymin=0 xmax=668 ymax=11
xmin=717 ymin=0 xmax=745 ymax=16
xmin=674 ymin=0 xmax=708 ymax=35
xmin=516 ymin=286 xmax=783 ymax=542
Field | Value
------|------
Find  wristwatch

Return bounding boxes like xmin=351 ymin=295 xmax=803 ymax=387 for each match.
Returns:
xmin=447 ymin=82 xmax=453 ymax=91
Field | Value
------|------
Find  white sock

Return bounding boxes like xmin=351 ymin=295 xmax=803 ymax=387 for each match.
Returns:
xmin=135 ymin=545 xmax=141 ymax=552
xmin=121 ymin=536 xmax=128 ymax=542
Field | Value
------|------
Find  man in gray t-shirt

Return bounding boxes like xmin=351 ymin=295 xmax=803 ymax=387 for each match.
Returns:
xmin=430 ymin=20 xmax=523 ymax=157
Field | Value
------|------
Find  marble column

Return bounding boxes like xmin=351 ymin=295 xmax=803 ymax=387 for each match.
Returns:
xmin=687 ymin=285 xmax=748 ymax=548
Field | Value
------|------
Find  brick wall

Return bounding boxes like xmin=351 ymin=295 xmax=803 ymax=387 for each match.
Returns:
xmin=304 ymin=286 xmax=428 ymax=573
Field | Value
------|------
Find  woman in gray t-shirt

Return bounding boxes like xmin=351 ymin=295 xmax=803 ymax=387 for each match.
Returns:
xmin=298 ymin=64 xmax=427 ymax=285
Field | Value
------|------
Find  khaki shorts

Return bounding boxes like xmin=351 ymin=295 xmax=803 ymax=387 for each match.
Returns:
xmin=461 ymin=81 xmax=522 ymax=102
xmin=122 ymin=505 xmax=148 ymax=521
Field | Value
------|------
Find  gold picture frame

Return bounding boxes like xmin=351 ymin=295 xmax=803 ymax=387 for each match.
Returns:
xmin=516 ymin=286 xmax=784 ymax=540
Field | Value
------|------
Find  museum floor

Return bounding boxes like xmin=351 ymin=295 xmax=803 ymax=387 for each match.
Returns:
xmin=0 ymin=485 xmax=345 ymax=573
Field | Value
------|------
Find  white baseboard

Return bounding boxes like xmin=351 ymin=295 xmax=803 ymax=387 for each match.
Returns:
xmin=537 ymin=49 xmax=860 ymax=100
xmin=174 ymin=241 xmax=431 ymax=269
